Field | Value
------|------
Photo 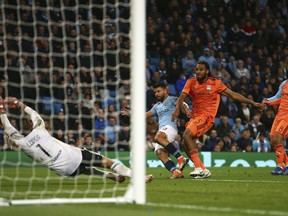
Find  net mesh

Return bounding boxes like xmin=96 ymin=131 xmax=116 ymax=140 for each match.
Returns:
xmin=0 ymin=0 xmax=135 ymax=203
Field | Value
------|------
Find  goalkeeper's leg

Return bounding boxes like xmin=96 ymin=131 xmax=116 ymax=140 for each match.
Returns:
xmin=81 ymin=149 xmax=153 ymax=183
xmin=82 ymin=167 xmax=126 ymax=183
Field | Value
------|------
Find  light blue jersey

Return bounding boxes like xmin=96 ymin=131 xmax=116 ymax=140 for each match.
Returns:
xmin=150 ymin=96 xmax=178 ymax=130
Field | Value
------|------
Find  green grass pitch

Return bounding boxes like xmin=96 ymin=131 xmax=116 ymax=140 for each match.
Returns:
xmin=0 ymin=167 xmax=288 ymax=216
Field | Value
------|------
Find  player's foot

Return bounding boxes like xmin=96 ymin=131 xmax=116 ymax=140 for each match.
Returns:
xmin=271 ymin=166 xmax=284 ymax=175
xmin=283 ymin=167 xmax=288 ymax=176
xmin=146 ymin=174 xmax=153 ymax=183
xmin=178 ymin=157 xmax=189 ymax=171
xmin=190 ymin=168 xmax=211 ymax=179
xmin=106 ymin=172 xmax=126 ymax=183
xmin=170 ymin=169 xmax=184 ymax=179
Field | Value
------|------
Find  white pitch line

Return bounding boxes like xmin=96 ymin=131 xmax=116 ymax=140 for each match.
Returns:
xmin=174 ymin=178 xmax=288 ymax=184
xmin=146 ymin=202 xmax=287 ymax=216
xmin=205 ymin=179 xmax=288 ymax=184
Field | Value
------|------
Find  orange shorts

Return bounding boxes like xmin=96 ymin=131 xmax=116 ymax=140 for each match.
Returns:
xmin=270 ymin=117 xmax=288 ymax=138
xmin=185 ymin=114 xmax=214 ymax=138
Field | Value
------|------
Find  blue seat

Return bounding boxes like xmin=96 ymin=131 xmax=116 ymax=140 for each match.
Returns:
xmin=149 ymin=64 xmax=157 ymax=73
xmin=228 ymin=118 xmax=235 ymax=126
xmin=149 ymin=57 xmax=160 ymax=67
xmin=54 ymin=102 xmax=63 ymax=114
xmin=168 ymin=84 xmax=177 ymax=96
xmin=214 ymin=117 xmax=220 ymax=126
xmin=109 ymin=90 xmax=116 ymax=98
xmin=41 ymin=97 xmax=63 ymax=114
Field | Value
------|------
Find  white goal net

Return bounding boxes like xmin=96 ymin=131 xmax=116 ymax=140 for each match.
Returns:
xmin=0 ymin=0 xmax=146 ymax=205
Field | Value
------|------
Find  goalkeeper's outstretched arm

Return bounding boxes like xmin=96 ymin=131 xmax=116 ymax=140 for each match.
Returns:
xmin=7 ymin=97 xmax=44 ymax=129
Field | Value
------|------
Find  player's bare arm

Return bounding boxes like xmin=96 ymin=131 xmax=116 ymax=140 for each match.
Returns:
xmin=221 ymin=88 xmax=264 ymax=111
xmin=146 ymin=111 xmax=154 ymax=119
xmin=172 ymin=93 xmax=188 ymax=122
xmin=120 ymin=108 xmax=155 ymax=119
xmin=181 ymin=102 xmax=192 ymax=118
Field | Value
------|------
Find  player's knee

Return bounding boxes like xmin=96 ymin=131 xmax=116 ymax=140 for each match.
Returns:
xmin=154 ymin=133 xmax=166 ymax=144
xmin=183 ymin=128 xmax=194 ymax=139
xmin=271 ymin=132 xmax=283 ymax=146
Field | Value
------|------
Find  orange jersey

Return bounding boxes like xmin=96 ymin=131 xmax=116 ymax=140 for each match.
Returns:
xmin=182 ymin=77 xmax=227 ymax=122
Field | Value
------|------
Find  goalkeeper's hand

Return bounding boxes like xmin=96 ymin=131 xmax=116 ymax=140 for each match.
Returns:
xmin=5 ymin=97 xmax=24 ymax=109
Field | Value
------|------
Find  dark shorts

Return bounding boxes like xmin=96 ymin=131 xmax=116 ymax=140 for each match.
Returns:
xmin=70 ymin=148 xmax=103 ymax=176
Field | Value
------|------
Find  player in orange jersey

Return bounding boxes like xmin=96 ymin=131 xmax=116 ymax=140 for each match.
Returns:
xmin=171 ymin=60 xmax=263 ymax=178
xmin=262 ymin=80 xmax=288 ymax=175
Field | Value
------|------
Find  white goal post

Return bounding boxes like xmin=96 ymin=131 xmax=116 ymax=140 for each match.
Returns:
xmin=0 ymin=0 xmax=146 ymax=206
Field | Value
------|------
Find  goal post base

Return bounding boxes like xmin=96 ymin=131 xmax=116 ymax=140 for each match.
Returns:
xmin=1 ymin=183 xmax=139 ymax=206
xmin=7 ymin=196 xmax=134 ymax=206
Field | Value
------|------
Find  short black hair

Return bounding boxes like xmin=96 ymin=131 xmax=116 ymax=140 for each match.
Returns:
xmin=152 ymin=81 xmax=167 ymax=89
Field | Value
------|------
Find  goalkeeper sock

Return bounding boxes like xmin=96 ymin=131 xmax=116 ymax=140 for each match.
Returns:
xmin=165 ymin=142 xmax=182 ymax=159
xmin=111 ymin=163 xmax=132 ymax=178
xmin=163 ymin=160 xmax=177 ymax=173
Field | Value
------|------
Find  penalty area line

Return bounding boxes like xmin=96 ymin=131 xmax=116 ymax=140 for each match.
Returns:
xmin=146 ymin=202 xmax=287 ymax=216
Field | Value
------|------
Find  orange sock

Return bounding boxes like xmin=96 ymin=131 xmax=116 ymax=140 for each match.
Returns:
xmin=274 ymin=144 xmax=285 ymax=167
xmin=190 ymin=149 xmax=205 ymax=169
xmin=284 ymin=152 xmax=288 ymax=167
xmin=177 ymin=156 xmax=184 ymax=165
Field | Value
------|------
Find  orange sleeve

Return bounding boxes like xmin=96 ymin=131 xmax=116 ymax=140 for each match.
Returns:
xmin=215 ymin=79 xmax=227 ymax=93
xmin=182 ymin=78 xmax=193 ymax=96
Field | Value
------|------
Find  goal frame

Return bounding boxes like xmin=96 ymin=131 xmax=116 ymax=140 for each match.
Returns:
xmin=0 ymin=0 xmax=146 ymax=206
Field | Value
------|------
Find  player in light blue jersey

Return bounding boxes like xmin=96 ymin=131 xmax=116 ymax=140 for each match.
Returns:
xmin=149 ymin=82 xmax=191 ymax=179
xmin=122 ymin=82 xmax=190 ymax=179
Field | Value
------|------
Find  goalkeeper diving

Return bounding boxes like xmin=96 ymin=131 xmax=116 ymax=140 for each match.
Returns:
xmin=0 ymin=97 xmax=153 ymax=183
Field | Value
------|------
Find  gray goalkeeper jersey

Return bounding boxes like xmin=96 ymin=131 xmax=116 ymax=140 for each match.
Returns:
xmin=11 ymin=107 xmax=82 ymax=176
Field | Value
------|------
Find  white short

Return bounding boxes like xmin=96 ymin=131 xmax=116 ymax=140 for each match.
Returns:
xmin=153 ymin=125 xmax=178 ymax=152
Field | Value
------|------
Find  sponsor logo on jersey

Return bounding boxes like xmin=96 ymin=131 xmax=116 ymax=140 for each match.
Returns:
xmin=27 ymin=135 xmax=41 ymax=147
xmin=207 ymin=85 xmax=212 ymax=90
xmin=158 ymin=108 xmax=169 ymax=117
xmin=49 ymin=149 xmax=62 ymax=165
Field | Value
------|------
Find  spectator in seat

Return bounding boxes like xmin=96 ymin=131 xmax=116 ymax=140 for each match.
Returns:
xmin=202 ymin=129 xmax=220 ymax=151
xmin=252 ymin=132 xmax=270 ymax=152
xmin=236 ymin=129 xmax=253 ymax=152
xmin=215 ymin=115 xmax=232 ymax=138
xmin=247 ymin=114 xmax=266 ymax=139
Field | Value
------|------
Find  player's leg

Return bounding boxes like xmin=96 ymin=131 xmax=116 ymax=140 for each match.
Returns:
xmin=282 ymin=151 xmax=288 ymax=175
xmin=154 ymin=126 xmax=189 ymax=171
xmin=154 ymin=144 xmax=183 ymax=179
xmin=105 ymin=155 xmax=153 ymax=183
xmin=81 ymin=166 xmax=125 ymax=183
xmin=184 ymin=115 xmax=212 ymax=179
xmin=81 ymin=148 xmax=153 ymax=183
xmin=270 ymin=119 xmax=288 ymax=175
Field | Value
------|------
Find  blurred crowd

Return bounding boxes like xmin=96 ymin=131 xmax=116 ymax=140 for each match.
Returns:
xmin=0 ymin=0 xmax=287 ymax=153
